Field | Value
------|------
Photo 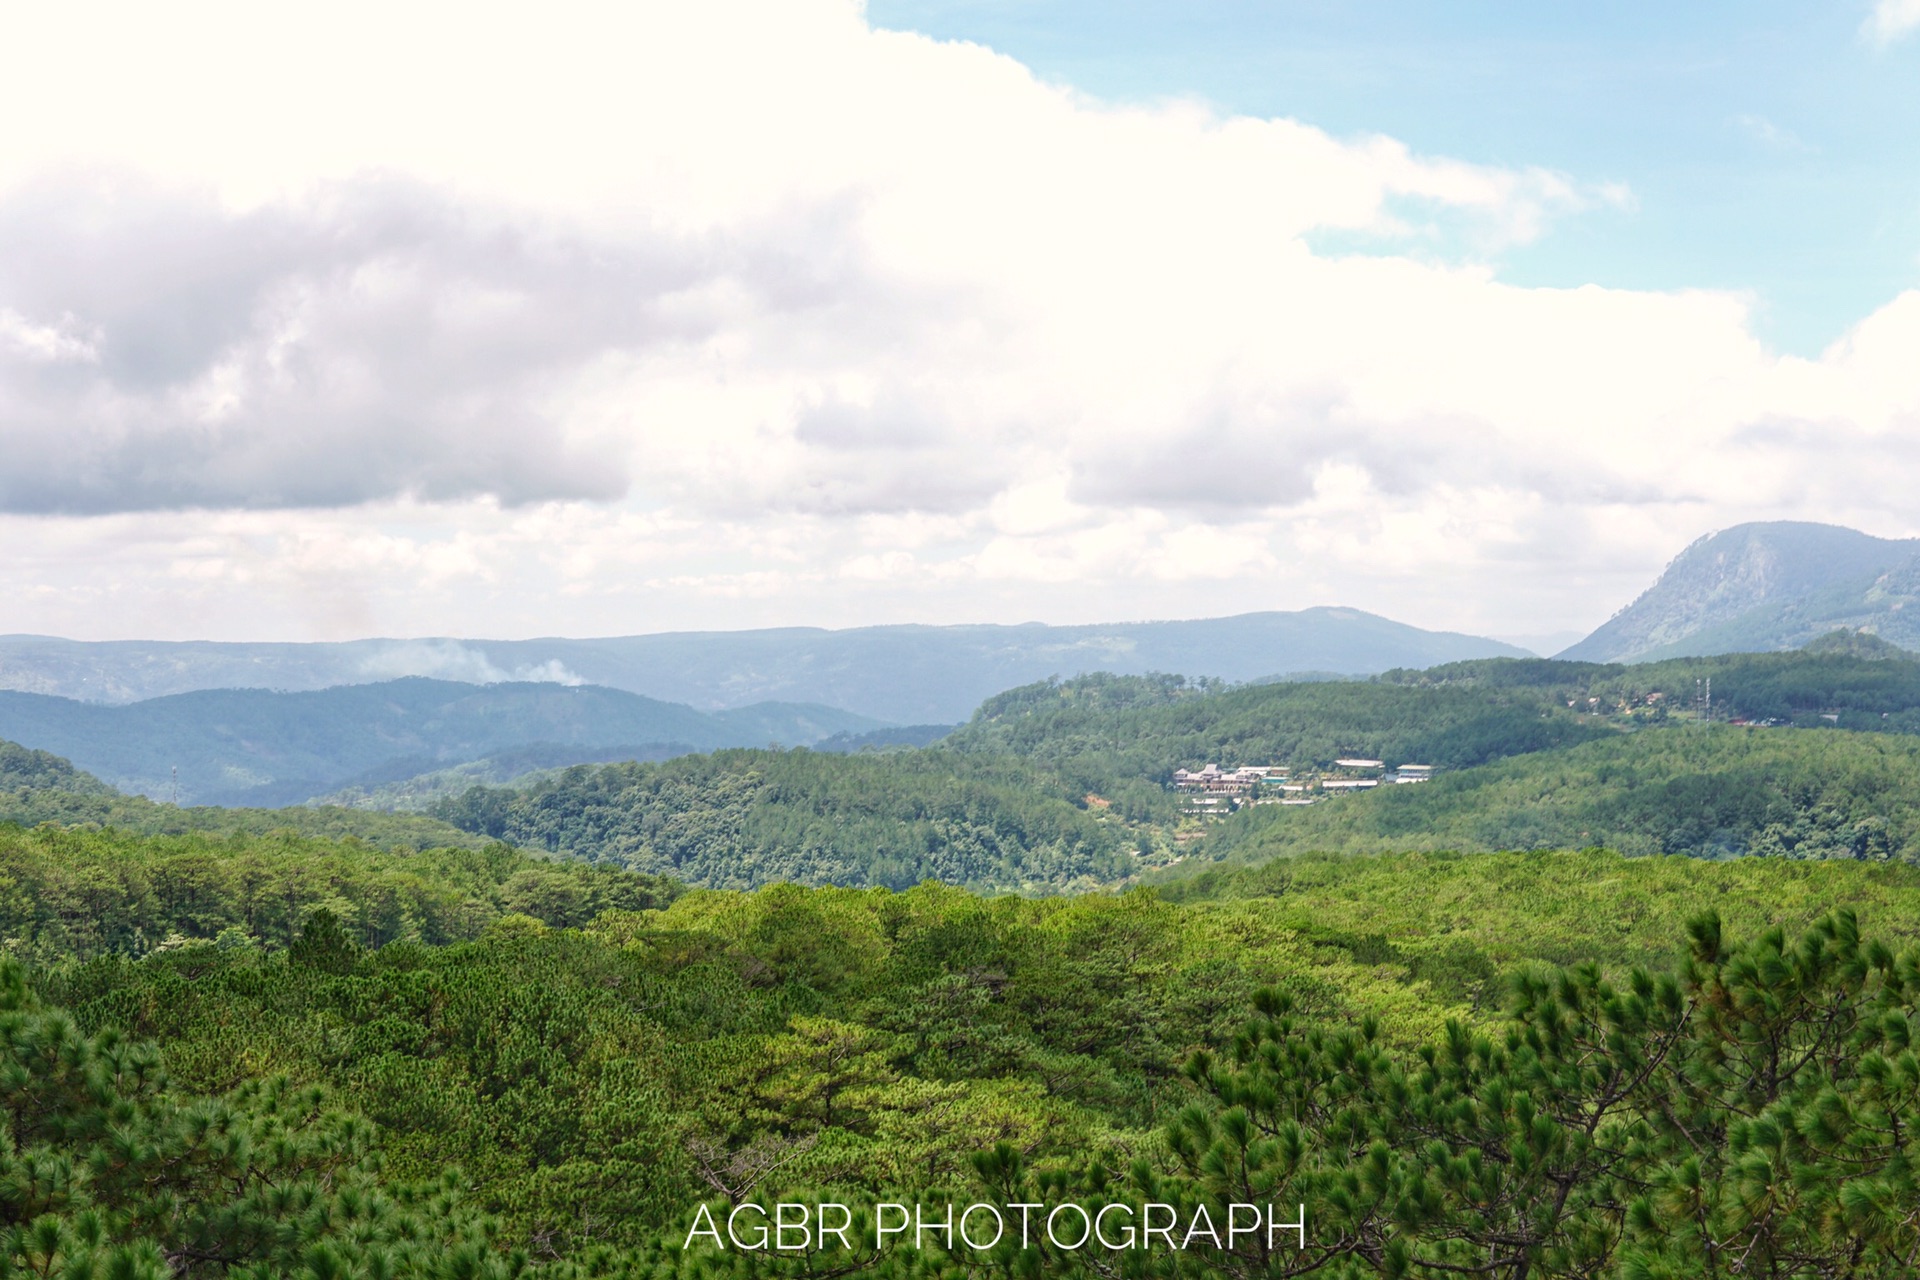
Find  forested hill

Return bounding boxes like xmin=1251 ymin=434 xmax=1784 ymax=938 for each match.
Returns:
xmin=0 ymin=821 xmax=677 ymax=963
xmin=964 ymin=635 xmax=1920 ymax=768
xmin=15 ymin=668 xmax=1920 ymax=1271
xmin=432 ymin=747 xmax=1147 ymax=892
xmin=944 ymin=671 xmax=1608 ymax=797
xmin=937 ymin=640 xmax=1920 ymax=781
xmin=1 ymin=737 xmax=496 ymax=851
xmin=24 ymin=642 xmax=1920 ymax=896
xmin=426 ymin=674 xmax=1625 ymax=891
xmin=1190 ymin=724 xmax=1920 ymax=866
xmin=424 ymin=649 xmax=1920 ymax=889
xmin=1380 ymin=633 xmax=1920 ymax=729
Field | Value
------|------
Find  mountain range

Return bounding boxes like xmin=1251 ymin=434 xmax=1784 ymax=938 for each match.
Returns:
xmin=0 ymin=608 xmax=1527 ymax=723
xmin=1561 ymin=522 xmax=1920 ymax=663
xmin=0 ymin=678 xmax=880 ymax=807
xmin=9 ymin=519 xmax=1920 ymax=811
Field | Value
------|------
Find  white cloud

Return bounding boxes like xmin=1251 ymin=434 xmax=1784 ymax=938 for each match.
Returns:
xmin=1733 ymin=114 xmax=1813 ymax=152
xmin=0 ymin=0 xmax=1917 ymax=643
xmin=0 ymin=309 xmax=99 ymax=363
xmin=1865 ymin=0 xmax=1920 ymax=45
xmin=357 ymin=641 xmax=585 ymax=687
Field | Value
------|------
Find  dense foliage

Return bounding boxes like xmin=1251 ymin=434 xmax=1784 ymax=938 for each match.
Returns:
xmin=1195 ymin=724 xmax=1920 ymax=866
xmin=433 ymin=747 xmax=1149 ymax=892
xmin=18 ymin=842 xmax=1920 ymax=1276
xmin=1 ymin=738 xmax=493 ymax=851
xmin=1161 ymin=846 xmax=1920 ymax=972
xmin=1149 ymin=907 xmax=1920 ymax=1277
xmin=422 ymin=656 xmax=1920 ymax=890
xmin=945 ymin=673 xmax=1608 ymax=812
xmin=1383 ymin=641 xmax=1920 ymax=731
xmin=426 ymin=674 xmax=1631 ymax=890
xmin=0 ymin=954 xmax=514 ymax=1280
xmin=0 ymin=822 xmax=676 ymax=962
xmin=48 ymin=884 xmax=1280 ymax=1259
xmin=25 ymin=646 xmax=1920 ymax=1275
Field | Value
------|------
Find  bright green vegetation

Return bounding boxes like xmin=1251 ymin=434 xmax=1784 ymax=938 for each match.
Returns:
xmin=428 ymin=652 xmax=1920 ymax=891
xmin=1383 ymin=640 xmax=1920 ymax=731
xmin=16 ymin=841 xmax=1920 ymax=1276
xmin=944 ymin=672 xmax=1609 ymax=812
xmin=0 ymin=957 xmax=511 ymax=1280
xmin=1196 ymin=724 xmax=1920 ymax=865
xmin=46 ymin=883 xmax=1294 ymax=1263
xmin=1 ymin=738 xmax=493 ymax=851
xmin=432 ymin=747 xmax=1147 ymax=892
xmin=0 ymin=821 xmax=676 ymax=963
xmin=1160 ymin=906 xmax=1920 ymax=1276
xmin=23 ymin=641 xmax=1920 ymax=1275
xmin=1164 ymin=846 xmax=1920 ymax=970
xmin=425 ymin=674 xmax=1617 ymax=891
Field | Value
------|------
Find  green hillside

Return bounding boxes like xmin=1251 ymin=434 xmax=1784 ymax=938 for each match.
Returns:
xmin=1 ymin=737 xmax=495 ymax=851
xmin=423 ymin=656 xmax=1920 ymax=890
xmin=433 ymin=746 xmax=1150 ymax=892
xmin=13 ymin=689 xmax=1920 ymax=1273
xmin=1384 ymin=640 xmax=1920 ymax=730
xmin=425 ymin=668 xmax=1610 ymax=888
xmin=947 ymin=670 xmax=1604 ymax=784
xmin=1164 ymin=845 xmax=1920 ymax=969
xmin=0 ymin=821 xmax=676 ymax=964
xmin=1190 ymin=723 xmax=1920 ymax=867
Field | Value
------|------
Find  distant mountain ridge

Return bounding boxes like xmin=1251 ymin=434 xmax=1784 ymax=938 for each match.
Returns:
xmin=1561 ymin=522 xmax=1920 ymax=664
xmin=0 ymin=608 xmax=1528 ymax=724
xmin=0 ymin=678 xmax=880 ymax=807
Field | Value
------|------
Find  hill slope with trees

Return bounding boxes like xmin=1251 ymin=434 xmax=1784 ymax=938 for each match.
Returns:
xmin=1382 ymin=637 xmax=1920 ymax=730
xmin=1189 ymin=723 xmax=1920 ymax=867
xmin=945 ymin=671 xmax=1607 ymax=800
xmin=1 ymin=737 xmax=494 ymax=851
xmin=432 ymin=746 xmax=1149 ymax=892
xmin=423 ymin=650 xmax=1920 ymax=889
xmin=0 ymin=819 xmax=677 ymax=963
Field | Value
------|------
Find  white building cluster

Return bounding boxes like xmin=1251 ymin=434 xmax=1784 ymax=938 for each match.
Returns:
xmin=1171 ymin=758 xmax=1433 ymax=816
xmin=1170 ymin=763 xmax=1288 ymax=794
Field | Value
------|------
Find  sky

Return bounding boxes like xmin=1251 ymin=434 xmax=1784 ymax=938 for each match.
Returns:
xmin=2 ymin=0 xmax=1919 ymax=649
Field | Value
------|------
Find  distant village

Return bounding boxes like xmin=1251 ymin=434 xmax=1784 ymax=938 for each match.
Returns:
xmin=1170 ymin=758 xmax=1432 ymax=816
